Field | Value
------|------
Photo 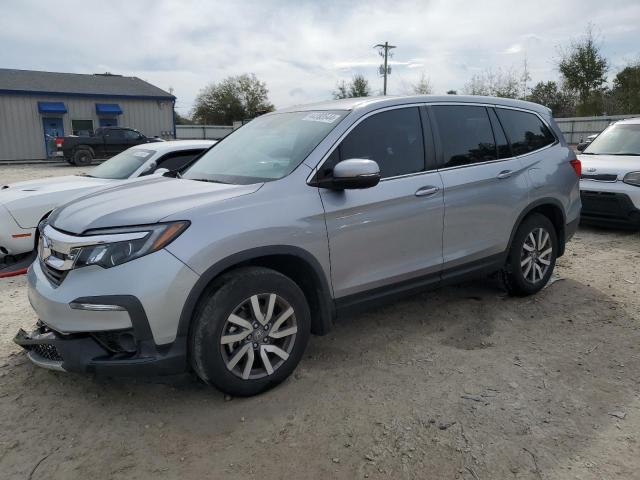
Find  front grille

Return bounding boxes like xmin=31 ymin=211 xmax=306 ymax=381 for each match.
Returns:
xmin=40 ymin=260 xmax=68 ymax=287
xmin=30 ymin=343 xmax=63 ymax=362
xmin=581 ymin=173 xmax=618 ymax=182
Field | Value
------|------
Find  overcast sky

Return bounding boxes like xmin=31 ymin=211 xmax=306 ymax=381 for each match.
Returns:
xmin=2 ymin=0 xmax=639 ymax=115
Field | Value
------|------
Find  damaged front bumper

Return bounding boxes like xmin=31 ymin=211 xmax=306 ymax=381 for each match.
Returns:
xmin=14 ymin=322 xmax=188 ymax=376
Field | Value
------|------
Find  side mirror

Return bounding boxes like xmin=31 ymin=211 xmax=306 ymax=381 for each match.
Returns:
xmin=319 ymin=159 xmax=380 ymax=190
xmin=576 ymin=142 xmax=588 ymax=152
xmin=140 ymin=161 xmax=157 ymax=176
xmin=154 ymin=168 xmax=170 ymax=176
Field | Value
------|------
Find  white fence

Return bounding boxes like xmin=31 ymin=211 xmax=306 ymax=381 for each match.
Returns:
xmin=175 ymin=125 xmax=234 ymax=140
xmin=555 ymin=114 xmax=639 ymax=144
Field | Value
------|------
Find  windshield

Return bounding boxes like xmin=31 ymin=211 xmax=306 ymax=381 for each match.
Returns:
xmin=182 ymin=110 xmax=347 ymax=184
xmin=584 ymin=124 xmax=640 ymax=155
xmin=87 ymin=149 xmax=155 ymax=179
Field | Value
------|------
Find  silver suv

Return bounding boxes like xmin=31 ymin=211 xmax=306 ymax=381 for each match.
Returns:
xmin=16 ymin=96 xmax=581 ymax=396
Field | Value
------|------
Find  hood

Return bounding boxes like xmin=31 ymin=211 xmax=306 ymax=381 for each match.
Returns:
xmin=0 ymin=175 xmax=115 ymax=228
xmin=578 ymin=154 xmax=640 ymax=180
xmin=1 ymin=175 xmax=113 ymax=197
xmin=49 ymin=176 xmax=262 ymax=234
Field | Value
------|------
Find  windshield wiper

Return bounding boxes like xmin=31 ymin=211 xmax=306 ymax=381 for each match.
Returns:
xmin=76 ymin=173 xmax=95 ymax=177
xmin=190 ymin=178 xmax=231 ymax=184
xmin=609 ymin=153 xmax=640 ymax=156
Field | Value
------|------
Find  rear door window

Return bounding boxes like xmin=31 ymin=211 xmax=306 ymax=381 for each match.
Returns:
xmin=496 ymin=108 xmax=556 ymax=156
xmin=431 ymin=105 xmax=497 ymax=168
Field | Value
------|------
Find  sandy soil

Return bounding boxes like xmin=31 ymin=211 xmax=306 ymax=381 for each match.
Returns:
xmin=0 ymin=164 xmax=639 ymax=479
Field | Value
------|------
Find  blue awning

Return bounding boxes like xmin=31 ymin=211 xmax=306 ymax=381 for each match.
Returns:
xmin=95 ymin=103 xmax=123 ymax=115
xmin=38 ymin=101 xmax=67 ymax=113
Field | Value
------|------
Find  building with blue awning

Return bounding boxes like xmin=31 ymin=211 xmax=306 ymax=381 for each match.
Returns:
xmin=37 ymin=102 xmax=68 ymax=114
xmin=0 ymin=68 xmax=176 ymax=161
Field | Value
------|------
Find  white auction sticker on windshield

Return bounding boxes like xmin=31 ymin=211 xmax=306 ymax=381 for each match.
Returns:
xmin=133 ymin=151 xmax=150 ymax=157
xmin=302 ymin=112 xmax=341 ymax=124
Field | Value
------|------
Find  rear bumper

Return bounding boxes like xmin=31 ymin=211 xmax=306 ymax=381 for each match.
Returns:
xmin=580 ymin=190 xmax=640 ymax=228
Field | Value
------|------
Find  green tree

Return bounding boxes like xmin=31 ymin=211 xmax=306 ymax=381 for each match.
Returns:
xmin=192 ymin=74 xmax=274 ymax=125
xmin=333 ymin=74 xmax=371 ymax=99
xmin=174 ymin=111 xmax=194 ymax=125
xmin=557 ymin=25 xmax=608 ymax=115
xmin=611 ymin=62 xmax=640 ymax=114
xmin=527 ymin=81 xmax=576 ymax=117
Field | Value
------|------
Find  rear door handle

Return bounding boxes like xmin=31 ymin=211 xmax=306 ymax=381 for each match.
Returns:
xmin=497 ymin=170 xmax=513 ymax=179
xmin=415 ymin=185 xmax=440 ymax=197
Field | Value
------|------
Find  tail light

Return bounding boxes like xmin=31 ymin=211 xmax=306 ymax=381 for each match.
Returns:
xmin=570 ymin=159 xmax=581 ymax=177
xmin=55 ymin=137 xmax=64 ymax=148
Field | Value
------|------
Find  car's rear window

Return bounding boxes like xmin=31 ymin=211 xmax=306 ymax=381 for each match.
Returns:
xmin=496 ymin=109 xmax=556 ymax=156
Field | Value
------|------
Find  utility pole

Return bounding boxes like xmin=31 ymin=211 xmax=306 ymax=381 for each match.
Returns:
xmin=375 ymin=41 xmax=396 ymax=95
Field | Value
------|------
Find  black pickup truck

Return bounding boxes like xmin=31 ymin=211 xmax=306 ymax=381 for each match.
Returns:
xmin=57 ymin=127 xmax=163 ymax=165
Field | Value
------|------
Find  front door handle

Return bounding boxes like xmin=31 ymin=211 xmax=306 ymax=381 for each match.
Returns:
xmin=415 ymin=185 xmax=440 ymax=197
xmin=497 ymin=170 xmax=513 ymax=179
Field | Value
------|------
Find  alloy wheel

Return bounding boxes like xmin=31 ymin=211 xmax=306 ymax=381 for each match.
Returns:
xmin=220 ymin=293 xmax=298 ymax=380
xmin=520 ymin=227 xmax=553 ymax=283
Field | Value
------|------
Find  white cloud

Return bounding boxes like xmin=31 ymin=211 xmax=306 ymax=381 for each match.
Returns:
xmin=1 ymin=0 xmax=639 ymax=115
xmin=503 ymin=44 xmax=523 ymax=54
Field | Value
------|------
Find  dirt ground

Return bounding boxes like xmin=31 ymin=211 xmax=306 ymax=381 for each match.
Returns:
xmin=1 ymin=163 xmax=639 ymax=480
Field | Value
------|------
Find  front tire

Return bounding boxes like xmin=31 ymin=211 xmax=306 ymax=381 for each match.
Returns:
xmin=502 ymin=213 xmax=558 ymax=296
xmin=189 ymin=267 xmax=311 ymax=396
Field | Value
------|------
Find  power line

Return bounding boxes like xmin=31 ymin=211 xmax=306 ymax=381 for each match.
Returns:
xmin=374 ymin=41 xmax=396 ymax=95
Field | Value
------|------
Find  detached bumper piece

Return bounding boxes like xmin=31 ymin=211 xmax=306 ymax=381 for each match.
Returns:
xmin=14 ymin=322 xmax=187 ymax=376
xmin=580 ymin=191 xmax=640 ymax=228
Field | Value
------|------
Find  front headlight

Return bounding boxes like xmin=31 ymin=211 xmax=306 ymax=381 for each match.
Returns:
xmin=623 ymin=172 xmax=640 ymax=187
xmin=72 ymin=221 xmax=189 ymax=269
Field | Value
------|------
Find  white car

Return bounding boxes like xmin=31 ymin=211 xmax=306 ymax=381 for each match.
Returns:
xmin=579 ymin=117 xmax=640 ymax=229
xmin=0 ymin=140 xmax=215 ymax=271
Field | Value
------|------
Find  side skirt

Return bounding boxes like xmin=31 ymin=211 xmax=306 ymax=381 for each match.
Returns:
xmin=334 ymin=253 xmax=506 ymax=317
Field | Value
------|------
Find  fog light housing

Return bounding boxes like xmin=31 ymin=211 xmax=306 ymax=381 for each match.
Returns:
xmin=69 ymin=302 xmax=126 ymax=312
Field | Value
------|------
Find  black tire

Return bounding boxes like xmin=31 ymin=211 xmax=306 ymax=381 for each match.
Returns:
xmin=189 ymin=266 xmax=311 ymax=396
xmin=72 ymin=148 xmax=93 ymax=166
xmin=502 ymin=213 xmax=558 ymax=296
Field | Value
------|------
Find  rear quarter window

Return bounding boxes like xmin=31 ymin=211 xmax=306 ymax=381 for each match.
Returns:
xmin=496 ymin=108 xmax=556 ymax=156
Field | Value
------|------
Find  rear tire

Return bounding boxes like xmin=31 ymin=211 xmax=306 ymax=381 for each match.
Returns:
xmin=189 ymin=266 xmax=311 ymax=396
xmin=72 ymin=148 xmax=93 ymax=166
xmin=502 ymin=213 xmax=558 ymax=296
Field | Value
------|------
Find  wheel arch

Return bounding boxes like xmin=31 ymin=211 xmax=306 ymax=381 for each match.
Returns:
xmin=73 ymin=145 xmax=95 ymax=156
xmin=177 ymin=246 xmax=335 ymax=342
xmin=509 ymin=198 xmax=567 ymax=256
